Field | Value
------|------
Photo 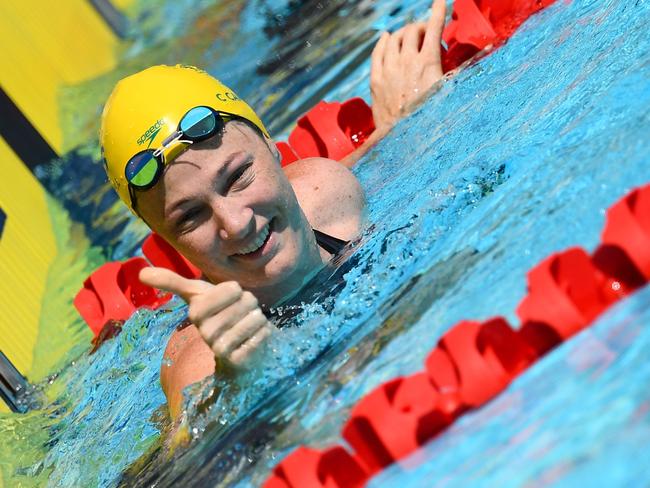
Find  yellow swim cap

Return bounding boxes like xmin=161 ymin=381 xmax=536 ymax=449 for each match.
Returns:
xmin=100 ymin=65 xmax=268 ymax=213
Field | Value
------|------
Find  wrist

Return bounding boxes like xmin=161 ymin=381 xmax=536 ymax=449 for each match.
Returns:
xmin=370 ymin=122 xmax=393 ymax=142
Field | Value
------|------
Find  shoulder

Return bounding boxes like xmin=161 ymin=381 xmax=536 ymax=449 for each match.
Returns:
xmin=284 ymin=157 xmax=365 ymax=240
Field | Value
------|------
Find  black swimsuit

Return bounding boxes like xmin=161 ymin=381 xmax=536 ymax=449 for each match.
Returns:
xmin=264 ymin=229 xmax=349 ymax=325
xmin=313 ymin=229 xmax=348 ymax=254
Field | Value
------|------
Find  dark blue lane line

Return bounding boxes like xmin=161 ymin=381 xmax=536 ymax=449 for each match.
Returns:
xmin=88 ymin=0 xmax=129 ymax=38
xmin=0 ymin=350 xmax=28 ymax=413
xmin=0 ymin=206 xmax=5 ymax=240
xmin=0 ymin=87 xmax=58 ymax=169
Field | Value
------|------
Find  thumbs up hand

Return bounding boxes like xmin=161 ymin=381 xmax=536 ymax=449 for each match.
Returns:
xmin=140 ymin=267 xmax=273 ymax=369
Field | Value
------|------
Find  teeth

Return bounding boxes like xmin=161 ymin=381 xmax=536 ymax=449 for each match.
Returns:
xmin=236 ymin=224 xmax=270 ymax=255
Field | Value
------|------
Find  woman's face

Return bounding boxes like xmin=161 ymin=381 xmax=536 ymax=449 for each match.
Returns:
xmin=136 ymin=121 xmax=322 ymax=303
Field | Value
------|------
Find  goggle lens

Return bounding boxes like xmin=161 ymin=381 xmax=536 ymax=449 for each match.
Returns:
xmin=126 ymin=107 xmax=229 ymax=192
xmin=126 ymin=151 xmax=160 ymax=188
xmin=180 ymin=106 xmax=219 ymax=140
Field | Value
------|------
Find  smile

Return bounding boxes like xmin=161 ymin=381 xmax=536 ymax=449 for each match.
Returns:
xmin=235 ymin=222 xmax=271 ymax=256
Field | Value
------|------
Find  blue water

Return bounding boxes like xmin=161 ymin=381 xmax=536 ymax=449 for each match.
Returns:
xmin=9 ymin=0 xmax=650 ymax=486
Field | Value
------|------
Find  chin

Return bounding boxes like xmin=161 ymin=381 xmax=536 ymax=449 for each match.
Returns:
xmin=261 ymin=258 xmax=302 ymax=287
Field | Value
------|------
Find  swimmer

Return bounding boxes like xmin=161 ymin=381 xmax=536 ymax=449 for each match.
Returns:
xmin=100 ymin=0 xmax=447 ymax=420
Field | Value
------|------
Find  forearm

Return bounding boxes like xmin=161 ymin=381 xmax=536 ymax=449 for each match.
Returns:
xmin=160 ymin=325 xmax=216 ymax=419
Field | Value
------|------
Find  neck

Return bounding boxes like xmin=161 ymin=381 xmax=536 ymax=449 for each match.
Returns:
xmin=254 ymin=225 xmax=326 ymax=308
xmin=256 ymin=263 xmax=325 ymax=309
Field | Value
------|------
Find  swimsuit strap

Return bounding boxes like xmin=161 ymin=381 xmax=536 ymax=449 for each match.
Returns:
xmin=313 ymin=228 xmax=348 ymax=255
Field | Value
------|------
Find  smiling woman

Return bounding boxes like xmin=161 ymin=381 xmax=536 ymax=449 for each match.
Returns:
xmin=98 ymin=0 xmax=447 ymax=420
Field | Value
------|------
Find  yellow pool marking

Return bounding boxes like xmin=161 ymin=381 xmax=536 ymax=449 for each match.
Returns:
xmin=0 ymin=0 xmax=119 ymax=154
xmin=0 ymin=137 xmax=57 ymax=398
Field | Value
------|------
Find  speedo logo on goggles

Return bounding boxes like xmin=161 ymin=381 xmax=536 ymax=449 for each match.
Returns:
xmin=137 ymin=119 xmax=164 ymax=147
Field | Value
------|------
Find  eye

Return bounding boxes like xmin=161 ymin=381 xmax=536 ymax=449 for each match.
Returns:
xmin=175 ymin=206 xmax=204 ymax=234
xmin=227 ymin=162 xmax=255 ymax=192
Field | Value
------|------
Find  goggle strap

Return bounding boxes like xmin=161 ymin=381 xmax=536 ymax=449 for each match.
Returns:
xmin=161 ymin=130 xmax=182 ymax=146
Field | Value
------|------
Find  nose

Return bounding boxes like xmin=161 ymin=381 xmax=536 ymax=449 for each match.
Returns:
xmin=214 ymin=199 xmax=255 ymax=242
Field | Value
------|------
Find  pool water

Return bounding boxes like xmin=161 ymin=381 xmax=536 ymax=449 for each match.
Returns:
xmin=2 ymin=0 xmax=650 ymax=486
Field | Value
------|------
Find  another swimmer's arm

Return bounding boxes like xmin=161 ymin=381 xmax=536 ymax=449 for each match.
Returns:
xmin=341 ymin=0 xmax=447 ymax=168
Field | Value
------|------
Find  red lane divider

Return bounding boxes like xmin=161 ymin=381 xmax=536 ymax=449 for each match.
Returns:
xmin=264 ymin=446 xmax=368 ymax=488
xmin=276 ymin=142 xmax=300 ymax=167
xmin=342 ymin=372 xmax=455 ymax=474
xmin=264 ymin=182 xmax=650 ymax=488
xmin=442 ymin=0 xmax=558 ymax=72
xmin=517 ymin=248 xmax=620 ymax=342
xmin=602 ymin=186 xmax=650 ymax=279
xmin=74 ymin=237 xmax=193 ymax=340
xmin=442 ymin=0 xmax=498 ymax=72
xmin=73 ymin=257 xmax=171 ymax=337
xmin=280 ymin=99 xmax=376 ymax=165
xmin=429 ymin=318 xmax=536 ymax=406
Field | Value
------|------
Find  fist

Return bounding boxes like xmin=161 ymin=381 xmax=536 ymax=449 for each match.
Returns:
xmin=140 ymin=267 xmax=273 ymax=369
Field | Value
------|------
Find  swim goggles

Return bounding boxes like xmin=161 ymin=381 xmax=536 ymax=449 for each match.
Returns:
xmin=125 ymin=106 xmax=234 ymax=190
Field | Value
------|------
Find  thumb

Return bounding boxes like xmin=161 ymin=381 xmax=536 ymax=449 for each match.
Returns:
xmin=139 ymin=266 xmax=212 ymax=302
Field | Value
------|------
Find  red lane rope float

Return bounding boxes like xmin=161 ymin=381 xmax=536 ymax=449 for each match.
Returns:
xmin=283 ymin=98 xmax=376 ymax=164
xmin=73 ymin=257 xmax=171 ymax=337
xmin=441 ymin=0 xmax=558 ymax=72
xmin=264 ymin=446 xmax=368 ymax=488
xmin=74 ymin=0 xmax=559 ymax=340
xmin=263 ymin=184 xmax=650 ymax=488
xmin=601 ymin=186 xmax=650 ymax=279
xmin=74 ymin=257 xmax=173 ymax=352
xmin=274 ymin=97 xmax=377 ymax=167
xmin=516 ymin=248 xmax=623 ymax=352
xmin=274 ymin=0 xmax=564 ymax=165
